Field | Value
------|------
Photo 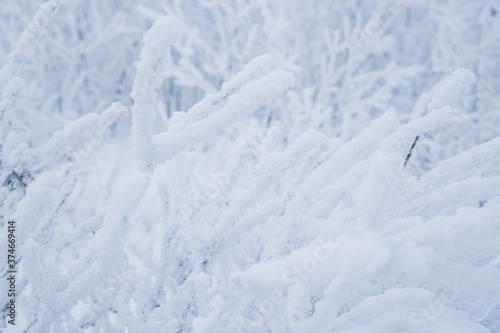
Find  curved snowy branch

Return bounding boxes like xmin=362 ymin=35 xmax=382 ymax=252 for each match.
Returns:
xmin=130 ymin=17 xmax=186 ymax=167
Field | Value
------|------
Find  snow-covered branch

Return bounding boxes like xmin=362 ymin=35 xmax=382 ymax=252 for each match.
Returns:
xmin=130 ymin=17 xmax=186 ymax=166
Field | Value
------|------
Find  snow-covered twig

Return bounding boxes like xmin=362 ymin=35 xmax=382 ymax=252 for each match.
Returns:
xmin=151 ymin=70 xmax=295 ymax=165
xmin=0 ymin=0 xmax=67 ymax=91
xmin=169 ymin=54 xmax=274 ymax=132
xmin=6 ymin=102 xmax=126 ymax=176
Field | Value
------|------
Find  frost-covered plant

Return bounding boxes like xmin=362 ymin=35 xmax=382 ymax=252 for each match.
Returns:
xmin=1 ymin=1 xmax=499 ymax=332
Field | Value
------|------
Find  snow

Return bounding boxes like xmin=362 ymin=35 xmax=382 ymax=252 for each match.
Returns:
xmin=1 ymin=2 xmax=500 ymax=333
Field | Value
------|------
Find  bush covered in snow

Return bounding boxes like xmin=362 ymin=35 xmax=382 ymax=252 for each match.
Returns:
xmin=1 ymin=0 xmax=500 ymax=332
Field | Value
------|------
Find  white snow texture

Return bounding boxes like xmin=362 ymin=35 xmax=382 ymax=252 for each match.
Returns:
xmin=1 ymin=1 xmax=500 ymax=332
